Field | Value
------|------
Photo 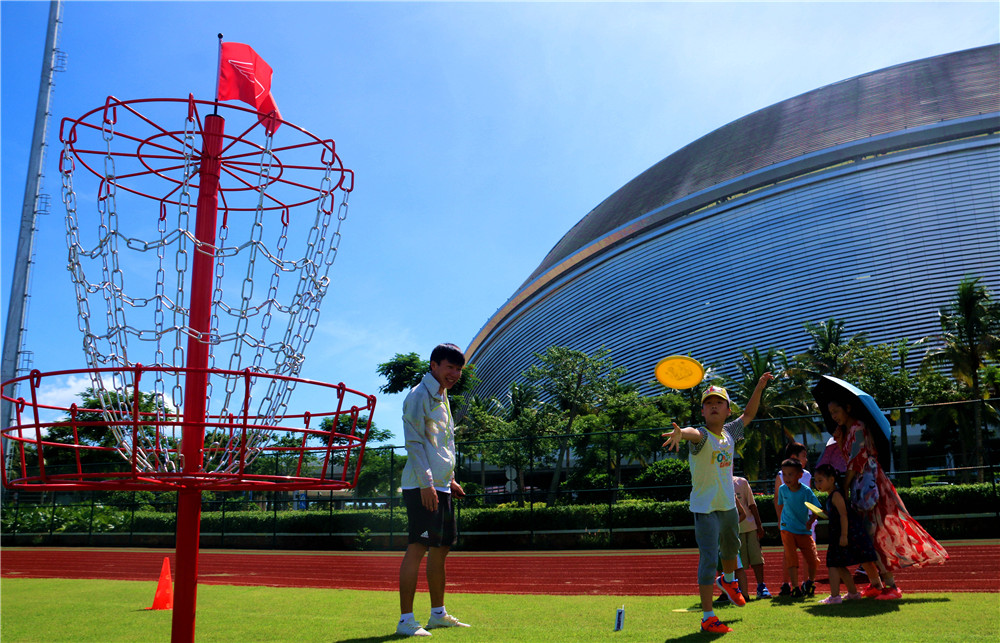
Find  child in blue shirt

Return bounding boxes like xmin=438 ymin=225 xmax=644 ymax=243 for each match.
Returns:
xmin=777 ymin=457 xmax=820 ymax=598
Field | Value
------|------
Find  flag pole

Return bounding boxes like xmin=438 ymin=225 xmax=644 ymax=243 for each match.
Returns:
xmin=213 ymin=33 xmax=223 ymax=115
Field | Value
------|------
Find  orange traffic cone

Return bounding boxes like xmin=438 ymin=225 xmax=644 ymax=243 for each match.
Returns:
xmin=147 ymin=556 xmax=174 ymax=610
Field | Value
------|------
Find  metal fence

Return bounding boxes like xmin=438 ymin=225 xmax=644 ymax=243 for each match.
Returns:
xmin=2 ymin=401 xmax=998 ymax=547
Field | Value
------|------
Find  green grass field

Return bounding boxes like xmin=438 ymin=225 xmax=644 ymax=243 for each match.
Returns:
xmin=1 ymin=578 xmax=997 ymax=642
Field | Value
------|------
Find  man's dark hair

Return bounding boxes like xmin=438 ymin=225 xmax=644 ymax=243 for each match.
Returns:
xmin=780 ymin=457 xmax=803 ymax=471
xmin=430 ymin=343 xmax=466 ymax=367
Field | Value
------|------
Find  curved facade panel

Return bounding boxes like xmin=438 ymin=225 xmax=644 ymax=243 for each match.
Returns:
xmin=467 ymin=45 xmax=1000 ymax=403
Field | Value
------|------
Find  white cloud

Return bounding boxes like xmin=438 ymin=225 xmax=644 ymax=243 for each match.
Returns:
xmin=7 ymin=372 xmax=133 ymax=428
xmin=13 ymin=373 xmax=91 ymax=426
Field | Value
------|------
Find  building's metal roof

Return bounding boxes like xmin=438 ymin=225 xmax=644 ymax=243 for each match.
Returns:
xmin=521 ymin=44 xmax=1000 ymax=288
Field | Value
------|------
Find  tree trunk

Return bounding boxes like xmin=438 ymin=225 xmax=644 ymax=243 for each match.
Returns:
xmin=547 ymin=414 xmax=578 ymax=503
xmin=546 ymin=436 xmax=569 ymax=504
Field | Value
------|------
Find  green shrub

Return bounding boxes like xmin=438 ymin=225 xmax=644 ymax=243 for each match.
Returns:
xmin=2 ymin=507 xmax=53 ymax=533
xmin=627 ymin=458 xmax=691 ymax=501
xmin=565 ymin=469 xmax=613 ymax=491
xmin=89 ymin=507 xmax=131 ymax=533
xmin=355 ymin=527 xmax=373 ymax=550
xmin=460 ymin=482 xmax=486 ymax=508
xmin=650 ymin=532 xmax=680 ymax=548
xmin=131 ymin=511 xmax=175 ymax=532
xmin=0 ymin=505 xmax=131 ymax=534
xmin=896 ymin=483 xmax=992 ymax=515
xmin=460 ymin=500 xmax=692 ymax=533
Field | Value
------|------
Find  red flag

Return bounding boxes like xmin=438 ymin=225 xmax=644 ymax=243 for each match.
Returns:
xmin=217 ymin=42 xmax=282 ymax=133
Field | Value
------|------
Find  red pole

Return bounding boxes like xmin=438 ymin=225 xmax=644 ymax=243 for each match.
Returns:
xmin=172 ymin=113 xmax=225 ymax=643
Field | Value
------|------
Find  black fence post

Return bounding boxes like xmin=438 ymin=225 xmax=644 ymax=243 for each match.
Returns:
xmin=87 ymin=490 xmax=96 ymax=545
xmin=328 ymin=489 xmax=334 ymax=538
xmin=389 ymin=447 xmax=396 ymax=548
xmin=128 ymin=490 xmax=137 ymax=547
xmin=606 ymin=429 xmax=613 ymax=547
xmin=528 ymin=433 xmax=535 ymax=547
xmin=272 ymin=453 xmax=279 ymax=549
xmin=11 ymin=492 xmax=21 ymax=544
xmin=455 ymin=441 xmax=463 ymax=541
xmin=221 ymin=491 xmax=227 ymax=548
xmin=898 ymin=404 xmax=911 ymax=487
xmin=984 ymin=399 xmax=999 ymax=519
xmin=47 ymin=491 xmax=57 ymax=541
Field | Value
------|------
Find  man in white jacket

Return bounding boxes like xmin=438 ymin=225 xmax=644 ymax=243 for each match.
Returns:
xmin=396 ymin=343 xmax=470 ymax=637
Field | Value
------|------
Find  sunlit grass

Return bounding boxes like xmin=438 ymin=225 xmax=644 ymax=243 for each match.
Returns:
xmin=1 ymin=578 xmax=997 ymax=642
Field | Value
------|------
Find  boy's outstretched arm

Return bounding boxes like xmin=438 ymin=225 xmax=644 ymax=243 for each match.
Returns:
xmin=740 ymin=372 xmax=775 ymax=425
xmin=661 ymin=422 xmax=703 ymax=451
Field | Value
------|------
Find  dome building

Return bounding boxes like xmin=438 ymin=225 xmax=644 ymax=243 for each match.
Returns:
xmin=466 ymin=45 xmax=1000 ymax=402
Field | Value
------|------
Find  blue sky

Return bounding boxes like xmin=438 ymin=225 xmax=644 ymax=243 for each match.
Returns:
xmin=3 ymin=1 xmax=998 ymax=445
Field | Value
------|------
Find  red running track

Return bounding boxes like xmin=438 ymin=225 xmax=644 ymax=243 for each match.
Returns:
xmin=2 ymin=541 xmax=997 ymax=596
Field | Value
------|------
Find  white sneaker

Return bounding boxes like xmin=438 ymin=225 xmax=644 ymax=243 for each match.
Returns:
xmin=426 ymin=613 xmax=470 ymax=629
xmin=396 ymin=619 xmax=432 ymax=637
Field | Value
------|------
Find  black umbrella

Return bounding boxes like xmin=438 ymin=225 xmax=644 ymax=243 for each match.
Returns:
xmin=811 ymin=375 xmax=892 ymax=473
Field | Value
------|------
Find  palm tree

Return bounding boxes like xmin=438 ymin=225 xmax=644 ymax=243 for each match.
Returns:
xmin=923 ymin=276 xmax=1000 ymax=481
xmin=796 ymin=318 xmax=869 ymax=378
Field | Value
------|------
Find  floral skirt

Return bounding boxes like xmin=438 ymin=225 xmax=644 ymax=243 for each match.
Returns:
xmin=865 ymin=469 xmax=948 ymax=571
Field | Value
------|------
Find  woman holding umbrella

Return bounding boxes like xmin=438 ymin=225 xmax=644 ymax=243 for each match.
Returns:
xmin=814 ymin=376 xmax=948 ymax=599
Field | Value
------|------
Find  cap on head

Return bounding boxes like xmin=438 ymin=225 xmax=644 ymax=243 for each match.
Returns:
xmin=701 ymin=385 xmax=731 ymax=404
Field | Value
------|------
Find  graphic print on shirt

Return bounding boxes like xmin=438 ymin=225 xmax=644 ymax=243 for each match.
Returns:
xmin=425 ymin=399 xmax=452 ymax=449
xmin=714 ymin=447 xmax=733 ymax=471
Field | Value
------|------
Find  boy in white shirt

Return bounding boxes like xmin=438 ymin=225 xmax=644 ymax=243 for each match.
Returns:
xmin=663 ymin=373 xmax=774 ymax=634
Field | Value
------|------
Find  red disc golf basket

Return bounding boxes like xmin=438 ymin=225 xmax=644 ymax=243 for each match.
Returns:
xmin=0 ymin=96 xmax=374 ymax=643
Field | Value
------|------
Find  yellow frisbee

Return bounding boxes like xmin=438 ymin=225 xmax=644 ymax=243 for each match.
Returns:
xmin=804 ymin=501 xmax=828 ymax=519
xmin=654 ymin=355 xmax=705 ymax=390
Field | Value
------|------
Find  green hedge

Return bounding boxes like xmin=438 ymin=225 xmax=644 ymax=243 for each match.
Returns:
xmin=0 ymin=505 xmax=131 ymax=534
xmin=127 ymin=509 xmax=410 ymax=534
xmin=733 ymin=484 xmax=998 ymax=524
xmin=459 ymin=500 xmax=693 ymax=532
xmin=462 ymin=484 xmax=998 ymax=532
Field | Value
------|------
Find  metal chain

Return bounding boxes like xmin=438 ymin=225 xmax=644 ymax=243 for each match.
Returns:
xmin=61 ymin=139 xmax=99 ymax=368
xmin=215 ymin=133 xmax=272 ymax=421
xmin=205 ymin=213 xmax=229 ymax=434
xmin=153 ymin=112 xmax=200 ymax=472
xmin=251 ymin=136 xmax=283 ymax=375
xmin=285 ymin=161 xmax=350 ymax=373
xmin=170 ymin=119 xmax=196 ymax=417
xmin=58 ymin=106 xmax=357 ymax=477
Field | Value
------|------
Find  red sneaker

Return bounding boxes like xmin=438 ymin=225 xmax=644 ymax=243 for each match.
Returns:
xmin=860 ymin=584 xmax=883 ymax=598
xmin=875 ymin=586 xmax=903 ymax=600
xmin=715 ymin=575 xmax=747 ymax=607
xmin=701 ymin=616 xmax=733 ymax=633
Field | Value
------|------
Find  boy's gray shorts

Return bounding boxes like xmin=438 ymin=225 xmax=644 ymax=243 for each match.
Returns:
xmin=694 ymin=508 xmax=741 ymax=585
